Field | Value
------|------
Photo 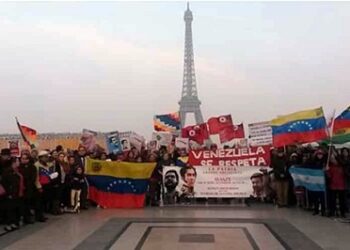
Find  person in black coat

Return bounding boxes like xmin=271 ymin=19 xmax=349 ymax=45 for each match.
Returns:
xmin=51 ymin=156 xmax=64 ymax=215
xmin=74 ymin=146 xmax=87 ymax=169
xmin=19 ymin=153 xmax=46 ymax=223
xmin=1 ymin=148 xmax=11 ymax=176
xmin=2 ymin=158 xmax=21 ymax=231
xmin=74 ymin=146 xmax=89 ymax=209
xmin=0 ymin=148 xmax=12 ymax=224
xmin=70 ymin=166 xmax=86 ymax=210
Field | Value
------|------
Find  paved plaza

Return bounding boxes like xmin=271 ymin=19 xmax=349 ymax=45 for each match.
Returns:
xmin=1 ymin=204 xmax=349 ymax=250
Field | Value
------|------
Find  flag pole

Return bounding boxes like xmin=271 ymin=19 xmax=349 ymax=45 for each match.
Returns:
xmin=324 ymin=109 xmax=336 ymax=213
xmin=15 ymin=117 xmax=29 ymax=145
xmin=15 ymin=117 xmax=34 ymax=149
xmin=326 ymin=109 xmax=336 ymax=169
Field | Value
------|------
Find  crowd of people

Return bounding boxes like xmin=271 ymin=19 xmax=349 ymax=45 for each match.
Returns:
xmin=0 ymin=145 xmax=92 ymax=232
xmin=1 ymin=141 xmax=350 ymax=233
xmin=270 ymin=145 xmax=350 ymax=217
xmin=0 ymin=142 xmax=186 ymax=232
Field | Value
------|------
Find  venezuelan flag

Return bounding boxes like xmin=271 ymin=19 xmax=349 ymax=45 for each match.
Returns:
xmin=85 ymin=159 xmax=156 ymax=208
xmin=332 ymin=106 xmax=350 ymax=144
xmin=271 ymin=107 xmax=328 ymax=147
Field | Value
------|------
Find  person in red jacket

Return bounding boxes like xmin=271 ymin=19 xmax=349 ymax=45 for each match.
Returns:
xmin=326 ymin=151 xmax=347 ymax=218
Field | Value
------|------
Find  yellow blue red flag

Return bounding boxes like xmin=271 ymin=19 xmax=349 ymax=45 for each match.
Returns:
xmin=270 ymin=107 xmax=328 ymax=147
xmin=85 ymin=159 xmax=156 ymax=208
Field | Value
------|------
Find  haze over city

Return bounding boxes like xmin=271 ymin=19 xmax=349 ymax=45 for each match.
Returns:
xmin=1 ymin=1 xmax=350 ymax=136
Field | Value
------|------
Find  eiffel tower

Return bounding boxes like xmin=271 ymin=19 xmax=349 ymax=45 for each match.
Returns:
xmin=179 ymin=3 xmax=204 ymax=128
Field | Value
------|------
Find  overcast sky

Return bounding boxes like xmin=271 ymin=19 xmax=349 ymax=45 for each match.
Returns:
xmin=0 ymin=1 xmax=349 ymax=137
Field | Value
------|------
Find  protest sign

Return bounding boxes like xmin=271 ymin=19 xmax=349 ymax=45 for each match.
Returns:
xmin=106 ymin=131 xmax=122 ymax=154
xmin=8 ymin=140 xmax=20 ymax=157
xmin=188 ymin=146 xmax=271 ymax=167
xmin=248 ymin=122 xmax=273 ymax=146
xmin=163 ymin=165 xmax=272 ymax=199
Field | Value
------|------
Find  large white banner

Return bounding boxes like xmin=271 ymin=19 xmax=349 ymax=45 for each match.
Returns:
xmin=163 ymin=166 xmax=271 ymax=201
xmin=248 ymin=121 xmax=273 ymax=146
xmin=194 ymin=165 xmax=269 ymax=198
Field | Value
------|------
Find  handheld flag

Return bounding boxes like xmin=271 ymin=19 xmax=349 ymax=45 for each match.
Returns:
xmin=181 ymin=123 xmax=209 ymax=145
xmin=219 ymin=123 xmax=245 ymax=143
xmin=332 ymin=106 xmax=350 ymax=144
xmin=85 ymin=159 xmax=156 ymax=208
xmin=207 ymin=114 xmax=233 ymax=134
xmin=289 ymin=167 xmax=326 ymax=192
xmin=153 ymin=112 xmax=180 ymax=132
xmin=16 ymin=117 xmax=37 ymax=149
xmin=271 ymin=107 xmax=328 ymax=147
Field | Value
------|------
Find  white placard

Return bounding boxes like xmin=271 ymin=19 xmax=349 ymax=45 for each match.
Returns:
xmin=248 ymin=121 xmax=273 ymax=146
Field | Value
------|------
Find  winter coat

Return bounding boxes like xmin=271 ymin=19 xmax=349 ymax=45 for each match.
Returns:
xmin=19 ymin=163 xmax=38 ymax=199
xmin=70 ymin=173 xmax=85 ymax=190
xmin=271 ymin=155 xmax=288 ymax=180
xmin=2 ymin=166 xmax=20 ymax=199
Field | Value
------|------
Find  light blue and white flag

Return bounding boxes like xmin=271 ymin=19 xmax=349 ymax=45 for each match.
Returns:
xmin=289 ymin=166 xmax=326 ymax=192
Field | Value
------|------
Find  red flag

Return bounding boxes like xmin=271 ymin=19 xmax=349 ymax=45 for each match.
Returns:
xmin=16 ymin=118 xmax=37 ymax=149
xmin=233 ymin=123 xmax=245 ymax=138
xmin=181 ymin=123 xmax=209 ymax=145
xmin=207 ymin=115 xmax=233 ymax=134
xmin=219 ymin=123 xmax=245 ymax=143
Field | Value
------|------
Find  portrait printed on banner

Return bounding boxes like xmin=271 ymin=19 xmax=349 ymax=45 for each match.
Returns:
xmin=163 ymin=168 xmax=180 ymax=205
xmin=250 ymin=172 xmax=265 ymax=199
xmin=120 ymin=138 xmax=131 ymax=152
xmin=81 ymin=129 xmax=98 ymax=153
xmin=179 ymin=166 xmax=197 ymax=200
xmin=107 ymin=132 xmax=122 ymax=154
xmin=250 ymin=168 xmax=275 ymax=202
xmin=148 ymin=140 xmax=158 ymax=152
